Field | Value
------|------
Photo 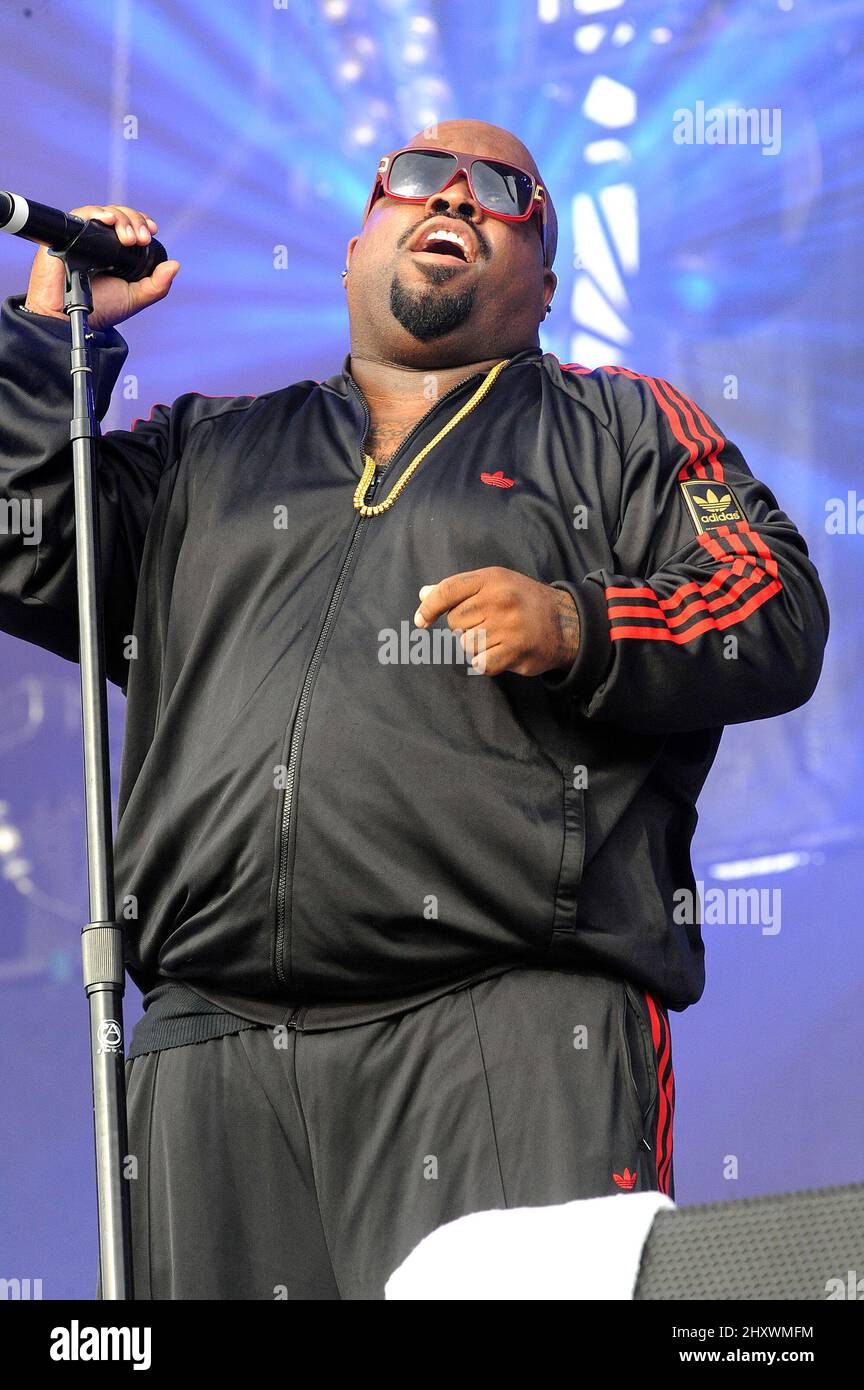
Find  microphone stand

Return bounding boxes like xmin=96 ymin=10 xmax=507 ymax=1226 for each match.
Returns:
xmin=54 ymin=245 xmax=134 ymax=1300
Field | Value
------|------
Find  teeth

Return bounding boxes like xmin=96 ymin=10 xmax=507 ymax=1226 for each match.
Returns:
xmin=422 ymin=228 xmax=468 ymax=256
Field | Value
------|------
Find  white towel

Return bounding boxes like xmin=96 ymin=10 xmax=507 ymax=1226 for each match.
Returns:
xmin=385 ymin=1191 xmax=676 ymax=1300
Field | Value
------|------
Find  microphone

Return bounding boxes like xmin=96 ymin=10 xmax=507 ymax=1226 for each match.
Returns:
xmin=0 ymin=191 xmax=167 ymax=282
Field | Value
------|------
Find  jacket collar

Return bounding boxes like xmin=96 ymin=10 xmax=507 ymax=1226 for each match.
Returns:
xmin=320 ymin=343 xmax=544 ymax=399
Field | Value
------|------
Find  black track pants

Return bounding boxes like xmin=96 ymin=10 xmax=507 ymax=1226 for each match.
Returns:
xmin=113 ymin=966 xmax=675 ymax=1300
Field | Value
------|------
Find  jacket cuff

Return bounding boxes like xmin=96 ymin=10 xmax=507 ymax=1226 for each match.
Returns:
xmin=11 ymin=294 xmax=122 ymax=351
xmin=540 ymin=578 xmax=613 ymax=698
xmin=5 ymin=294 xmax=129 ymax=418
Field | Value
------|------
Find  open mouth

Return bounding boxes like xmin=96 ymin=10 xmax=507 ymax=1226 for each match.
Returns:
xmin=409 ymin=224 xmax=475 ymax=264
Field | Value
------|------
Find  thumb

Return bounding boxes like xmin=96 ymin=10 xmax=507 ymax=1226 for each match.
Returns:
xmin=152 ymin=258 xmax=181 ymax=288
xmin=137 ymin=259 xmax=180 ymax=302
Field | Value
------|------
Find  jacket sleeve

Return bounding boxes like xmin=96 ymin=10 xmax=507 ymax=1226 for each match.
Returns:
xmin=0 ymin=294 xmax=178 ymax=688
xmin=542 ymin=368 xmax=830 ymax=734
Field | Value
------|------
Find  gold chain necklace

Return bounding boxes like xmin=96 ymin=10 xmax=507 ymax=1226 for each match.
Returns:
xmin=352 ymin=357 xmax=512 ymax=516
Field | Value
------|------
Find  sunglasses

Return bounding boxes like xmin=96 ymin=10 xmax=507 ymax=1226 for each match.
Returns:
xmin=362 ymin=146 xmax=550 ymax=266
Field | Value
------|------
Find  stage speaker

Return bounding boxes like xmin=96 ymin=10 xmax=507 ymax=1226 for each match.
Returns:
xmin=635 ymin=1182 xmax=864 ymax=1300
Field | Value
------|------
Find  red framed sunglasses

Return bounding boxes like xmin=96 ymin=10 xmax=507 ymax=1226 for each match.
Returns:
xmin=362 ymin=146 xmax=550 ymax=266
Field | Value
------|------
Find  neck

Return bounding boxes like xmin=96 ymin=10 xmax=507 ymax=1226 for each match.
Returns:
xmin=347 ymin=351 xmax=510 ymax=412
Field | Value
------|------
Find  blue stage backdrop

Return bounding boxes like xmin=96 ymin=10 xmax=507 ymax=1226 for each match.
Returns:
xmin=1 ymin=0 xmax=861 ymax=1297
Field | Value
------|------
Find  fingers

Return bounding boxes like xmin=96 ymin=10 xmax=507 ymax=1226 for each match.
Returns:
xmin=69 ymin=204 xmax=159 ymax=246
xmin=460 ymin=626 xmax=495 ymax=674
xmin=414 ymin=571 xmax=484 ymax=627
xmin=469 ymin=642 xmax=509 ymax=675
xmin=415 ymin=584 xmax=494 ymax=669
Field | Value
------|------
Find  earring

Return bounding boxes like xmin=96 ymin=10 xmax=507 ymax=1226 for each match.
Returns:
xmin=341 ymin=268 xmax=348 ymax=278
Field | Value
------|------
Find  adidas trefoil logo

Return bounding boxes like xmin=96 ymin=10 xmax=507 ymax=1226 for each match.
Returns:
xmin=692 ymin=488 xmax=732 ymax=509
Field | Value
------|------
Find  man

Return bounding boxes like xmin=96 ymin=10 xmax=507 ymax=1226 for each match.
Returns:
xmin=0 ymin=119 xmax=828 ymax=1300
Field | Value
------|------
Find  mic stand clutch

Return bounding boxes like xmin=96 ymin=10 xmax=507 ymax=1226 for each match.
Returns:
xmin=55 ymin=246 xmax=134 ymax=1300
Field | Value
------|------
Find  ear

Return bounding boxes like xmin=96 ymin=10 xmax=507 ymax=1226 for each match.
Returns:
xmin=345 ymin=234 xmax=360 ymax=273
xmin=543 ymin=268 xmax=558 ymax=313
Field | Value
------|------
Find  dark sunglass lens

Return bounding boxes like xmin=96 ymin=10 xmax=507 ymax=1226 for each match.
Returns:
xmin=388 ymin=150 xmax=457 ymax=198
xmin=472 ymin=160 xmax=534 ymax=215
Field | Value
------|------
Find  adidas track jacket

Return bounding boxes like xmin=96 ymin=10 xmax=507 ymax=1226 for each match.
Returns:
xmin=0 ymin=296 xmax=829 ymax=1011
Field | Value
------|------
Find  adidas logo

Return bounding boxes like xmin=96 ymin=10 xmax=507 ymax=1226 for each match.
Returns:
xmin=692 ymin=488 xmax=732 ymax=510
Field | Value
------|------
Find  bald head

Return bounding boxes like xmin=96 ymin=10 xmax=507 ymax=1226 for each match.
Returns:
xmin=403 ymin=119 xmax=558 ymax=270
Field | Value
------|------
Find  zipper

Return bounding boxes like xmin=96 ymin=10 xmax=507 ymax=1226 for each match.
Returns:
xmin=273 ymin=368 xmax=489 ymax=987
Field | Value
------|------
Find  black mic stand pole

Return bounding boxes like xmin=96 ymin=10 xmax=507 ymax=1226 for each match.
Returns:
xmin=55 ymin=244 xmax=134 ymax=1300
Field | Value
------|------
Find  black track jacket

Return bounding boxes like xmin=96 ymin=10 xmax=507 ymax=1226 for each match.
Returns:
xmin=0 ymin=295 xmax=829 ymax=1010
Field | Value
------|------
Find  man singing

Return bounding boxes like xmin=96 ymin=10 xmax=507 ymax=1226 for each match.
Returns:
xmin=0 ymin=119 xmax=829 ymax=1299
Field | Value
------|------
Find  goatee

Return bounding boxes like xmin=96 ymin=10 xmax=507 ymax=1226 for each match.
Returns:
xmin=389 ymin=268 xmax=476 ymax=342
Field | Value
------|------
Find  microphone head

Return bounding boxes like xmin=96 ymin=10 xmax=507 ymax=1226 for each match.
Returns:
xmin=0 ymin=191 xmax=20 ymax=229
xmin=102 ymin=235 xmax=168 ymax=283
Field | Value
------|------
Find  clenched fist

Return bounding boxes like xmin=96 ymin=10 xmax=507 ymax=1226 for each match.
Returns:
xmin=23 ymin=203 xmax=180 ymax=331
xmin=413 ymin=567 xmax=580 ymax=677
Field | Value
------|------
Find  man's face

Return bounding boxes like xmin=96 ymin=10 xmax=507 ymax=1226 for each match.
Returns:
xmin=344 ymin=122 xmax=557 ymax=365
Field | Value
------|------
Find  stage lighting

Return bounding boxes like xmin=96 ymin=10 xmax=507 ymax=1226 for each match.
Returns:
xmin=583 ymin=75 xmax=637 ymax=127
xmin=575 ymin=24 xmax=605 ymax=53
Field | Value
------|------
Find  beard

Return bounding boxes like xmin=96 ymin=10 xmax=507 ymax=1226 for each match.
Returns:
xmin=389 ymin=266 xmax=477 ymax=342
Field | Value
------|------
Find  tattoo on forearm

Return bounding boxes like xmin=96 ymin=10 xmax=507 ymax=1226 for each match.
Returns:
xmin=554 ymin=591 xmax=580 ymax=667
